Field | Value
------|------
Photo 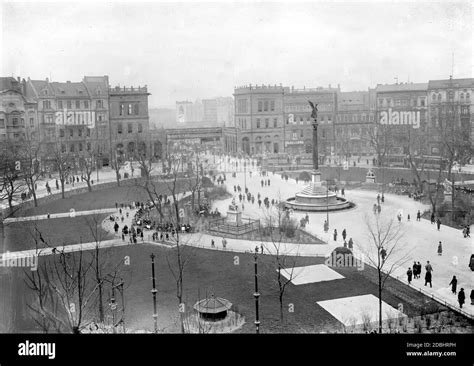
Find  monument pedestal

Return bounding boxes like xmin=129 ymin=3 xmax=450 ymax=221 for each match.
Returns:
xmin=226 ymin=210 xmax=242 ymax=225
xmin=366 ymin=169 xmax=376 ymax=184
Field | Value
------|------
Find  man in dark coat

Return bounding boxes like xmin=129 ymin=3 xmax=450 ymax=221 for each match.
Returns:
xmin=449 ymin=276 xmax=457 ymax=294
xmin=458 ymin=288 xmax=465 ymax=308
xmin=407 ymin=268 xmax=413 ymax=284
xmin=436 ymin=218 xmax=441 ymax=231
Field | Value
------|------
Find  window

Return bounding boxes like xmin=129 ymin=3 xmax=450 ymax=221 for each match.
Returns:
xmin=76 ymin=100 xmax=80 ymax=109
xmin=20 ymin=118 xmax=25 ymax=126
xmin=420 ymin=98 xmax=425 ymax=107
xmin=29 ymin=117 xmax=34 ymax=127
xmin=58 ymin=100 xmax=63 ymax=109
xmin=67 ymin=101 xmax=72 ymax=109
xmin=270 ymin=100 xmax=275 ymax=111
xmin=120 ymin=104 xmax=125 ymax=116
xmin=322 ymin=129 xmax=326 ymax=138
xmin=273 ymin=118 xmax=277 ymax=128
xmin=97 ymin=100 xmax=103 ymax=108
xmin=84 ymin=101 xmax=89 ymax=109
xmin=134 ymin=104 xmax=139 ymax=115
xmin=86 ymin=128 xmax=90 ymax=137
xmin=256 ymin=119 xmax=260 ymax=128
xmin=61 ymin=144 xmax=66 ymax=153
xmin=437 ymin=94 xmax=442 ymax=102
xmin=448 ymin=90 xmax=454 ymax=101
xmin=87 ymin=142 xmax=91 ymax=151
xmin=78 ymin=129 xmax=82 ymax=137
xmin=292 ymin=131 xmax=297 ymax=140
xmin=79 ymin=143 xmax=83 ymax=152
xmin=69 ymin=129 xmax=73 ymax=137
xmin=12 ymin=117 xmax=18 ymax=127
xmin=237 ymin=99 xmax=248 ymax=113
xmin=265 ymin=118 xmax=269 ymax=128
xmin=467 ymin=93 xmax=470 ymax=101
xmin=432 ymin=94 xmax=436 ymax=101
xmin=258 ymin=101 xmax=263 ymax=112
xmin=0 ymin=119 xmax=4 ymax=128
xmin=128 ymin=104 xmax=132 ymax=115
xmin=138 ymin=123 xmax=143 ymax=133
xmin=43 ymin=100 xmax=51 ymax=109
xmin=300 ymin=130 xmax=304 ymax=138
xmin=117 ymin=123 xmax=123 ymax=134
xmin=70 ymin=144 xmax=75 ymax=152
xmin=60 ymin=129 xmax=65 ymax=137
xmin=128 ymin=123 xmax=133 ymax=133
xmin=264 ymin=101 xmax=268 ymax=112
xmin=45 ymin=115 xmax=53 ymax=124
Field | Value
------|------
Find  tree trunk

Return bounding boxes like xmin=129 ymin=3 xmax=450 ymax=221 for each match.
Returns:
xmin=32 ymin=190 xmax=38 ymax=207
xmin=378 ymin=271 xmax=382 ymax=334
xmin=61 ymin=181 xmax=65 ymax=199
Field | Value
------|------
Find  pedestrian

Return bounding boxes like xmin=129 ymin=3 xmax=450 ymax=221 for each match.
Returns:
xmin=222 ymin=237 xmax=227 ymax=248
xmin=449 ymin=275 xmax=457 ymax=294
xmin=305 ymin=213 xmax=309 ymax=224
xmin=381 ymin=194 xmax=384 ymax=203
xmin=416 ymin=210 xmax=421 ymax=221
xmin=470 ymin=290 xmax=474 ymax=305
xmin=430 ymin=212 xmax=435 ymax=224
xmin=211 ymin=239 xmax=215 ymax=248
xmin=323 ymin=220 xmax=328 ymax=233
xmin=342 ymin=229 xmax=347 ymax=241
xmin=437 ymin=241 xmax=442 ymax=256
xmin=260 ymin=244 xmax=264 ymax=254
xmin=333 ymin=229 xmax=338 ymax=242
xmin=341 ymin=187 xmax=345 ymax=197
xmin=425 ymin=261 xmax=433 ymax=287
xmin=412 ymin=261 xmax=418 ymax=279
xmin=377 ymin=204 xmax=381 ymax=214
xmin=458 ymin=288 xmax=465 ymax=308
xmin=407 ymin=267 xmax=413 ymax=284
xmin=407 ymin=214 xmax=410 ymax=222
xmin=377 ymin=193 xmax=380 ymax=205
xmin=417 ymin=261 xmax=422 ymax=279
xmin=373 ymin=203 xmax=377 ymax=214
xmin=436 ymin=218 xmax=441 ymax=231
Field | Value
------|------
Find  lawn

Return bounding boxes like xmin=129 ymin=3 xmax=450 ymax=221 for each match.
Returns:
xmin=5 ymin=243 xmax=463 ymax=334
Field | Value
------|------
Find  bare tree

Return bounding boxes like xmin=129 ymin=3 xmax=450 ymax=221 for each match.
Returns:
xmin=51 ymin=144 xmax=71 ymax=199
xmin=261 ymin=198 xmax=300 ymax=322
xmin=0 ymin=141 xmax=26 ymax=212
xmin=357 ymin=214 xmax=410 ymax=333
xmin=18 ymin=134 xmax=43 ymax=207
xmin=78 ymin=150 xmax=96 ymax=192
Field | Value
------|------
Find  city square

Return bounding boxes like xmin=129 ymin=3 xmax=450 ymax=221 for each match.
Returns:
xmin=0 ymin=2 xmax=473 ymax=364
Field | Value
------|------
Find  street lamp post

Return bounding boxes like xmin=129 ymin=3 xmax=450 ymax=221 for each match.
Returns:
xmin=253 ymin=247 xmax=260 ymax=334
xmin=150 ymin=253 xmax=158 ymax=334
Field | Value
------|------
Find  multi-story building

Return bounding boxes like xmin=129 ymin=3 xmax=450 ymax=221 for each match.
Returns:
xmin=233 ymin=84 xmax=285 ymax=155
xmin=335 ymin=89 xmax=376 ymax=160
xmin=109 ymin=85 xmax=151 ymax=161
xmin=25 ymin=76 xmax=110 ymax=171
xmin=283 ymin=85 xmax=338 ymax=162
xmin=375 ymin=82 xmax=428 ymax=165
xmin=427 ymin=77 xmax=474 ymax=159
xmin=0 ymin=77 xmax=38 ymax=145
xmin=176 ymin=100 xmax=204 ymax=123
xmin=229 ymin=84 xmax=337 ymax=160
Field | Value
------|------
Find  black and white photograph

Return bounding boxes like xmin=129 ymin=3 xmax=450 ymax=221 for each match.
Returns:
xmin=0 ymin=0 xmax=473 ymax=363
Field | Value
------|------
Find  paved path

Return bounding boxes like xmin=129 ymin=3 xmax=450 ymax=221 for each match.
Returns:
xmin=3 ymin=208 xmax=117 ymax=223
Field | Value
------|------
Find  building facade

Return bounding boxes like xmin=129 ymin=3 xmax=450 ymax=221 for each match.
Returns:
xmin=25 ymin=76 xmax=110 ymax=171
xmin=233 ymin=84 xmax=285 ymax=155
xmin=334 ymin=89 xmax=376 ymax=161
xmin=427 ymin=77 xmax=474 ymax=160
xmin=108 ymin=85 xmax=151 ymax=162
xmin=0 ymin=77 xmax=38 ymax=145
xmin=283 ymin=86 xmax=338 ymax=162
xmin=374 ymin=82 xmax=429 ymax=166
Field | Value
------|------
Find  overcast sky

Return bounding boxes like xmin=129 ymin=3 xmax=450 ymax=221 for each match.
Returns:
xmin=1 ymin=0 xmax=472 ymax=108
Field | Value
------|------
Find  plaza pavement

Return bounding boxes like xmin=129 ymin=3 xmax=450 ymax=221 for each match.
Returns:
xmin=3 ymin=154 xmax=473 ymax=318
xmin=210 ymin=164 xmax=473 ymax=317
